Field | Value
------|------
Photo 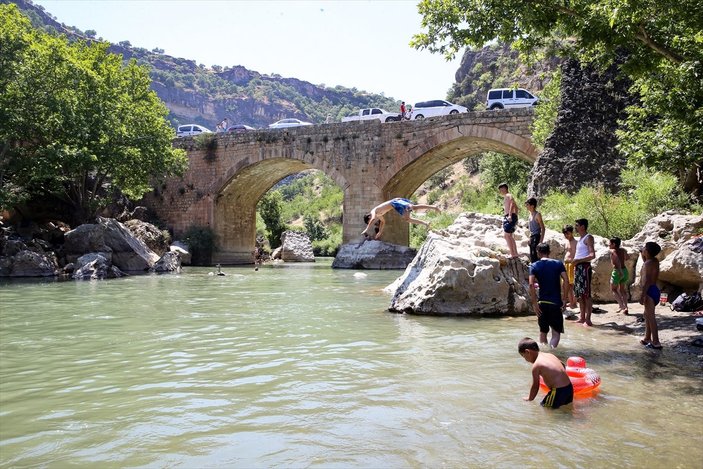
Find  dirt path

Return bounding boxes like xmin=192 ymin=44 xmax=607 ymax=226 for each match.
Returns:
xmin=568 ymin=301 xmax=703 ymax=369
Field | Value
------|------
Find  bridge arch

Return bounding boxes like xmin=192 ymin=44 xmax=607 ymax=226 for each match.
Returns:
xmin=379 ymin=126 xmax=538 ymax=245
xmin=214 ymin=157 xmax=347 ymax=264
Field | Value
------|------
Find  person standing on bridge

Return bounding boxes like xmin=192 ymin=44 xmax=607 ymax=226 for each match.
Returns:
xmin=361 ymin=198 xmax=441 ymax=240
xmin=400 ymin=101 xmax=407 ymax=120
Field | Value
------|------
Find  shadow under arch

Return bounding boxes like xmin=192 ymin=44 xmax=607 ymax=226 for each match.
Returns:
xmin=212 ymin=157 xmax=348 ymax=264
xmin=380 ymin=127 xmax=538 ymax=246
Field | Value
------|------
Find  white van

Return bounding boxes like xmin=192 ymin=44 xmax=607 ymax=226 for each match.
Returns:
xmin=411 ymin=100 xmax=468 ymax=119
xmin=176 ymin=124 xmax=212 ymax=137
xmin=486 ymin=88 xmax=539 ymax=110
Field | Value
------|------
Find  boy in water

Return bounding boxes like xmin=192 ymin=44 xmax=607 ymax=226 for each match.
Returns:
xmin=562 ymin=225 xmax=577 ymax=308
xmin=639 ymin=241 xmax=662 ymax=349
xmin=518 ymin=337 xmax=573 ymax=409
xmin=609 ymin=237 xmax=630 ymax=315
xmin=498 ymin=183 xmax=519 ymax=258
xmin=361 ymin=198 xmax=440 ymax=240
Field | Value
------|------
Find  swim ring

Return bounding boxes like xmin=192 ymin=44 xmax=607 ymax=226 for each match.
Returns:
xmin=539 ymin=356 xmax=601 ymax=396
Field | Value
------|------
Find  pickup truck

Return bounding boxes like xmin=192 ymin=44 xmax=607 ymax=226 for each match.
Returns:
xmin=341 ymin=108 xmax=401 ymax=123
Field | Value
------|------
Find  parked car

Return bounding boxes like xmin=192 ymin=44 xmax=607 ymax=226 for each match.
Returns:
xmin=486 ymin=88 xmax=539 ymax=110
xmin=341 ymin=108 xmax=401 ymax=123
xmin=176 ymin=124 xmax=212 ymax=137
xmin=268 ymin=118 xmax=313 ymax=129
xmin=411 ymin=100 xmax=468 ymax=119
xmin=227 ymin=124 xmax=256 ymax=132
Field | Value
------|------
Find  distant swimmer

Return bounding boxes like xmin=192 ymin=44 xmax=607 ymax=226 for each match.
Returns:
xmin=361 ymin=198 xmax=440 ymax=240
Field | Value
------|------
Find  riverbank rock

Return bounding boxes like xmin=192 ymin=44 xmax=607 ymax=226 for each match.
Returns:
xmin=63 ymin=217 xmax=159 ymax=271
xmin=151 ymin=251 xmax=181 ymax=273
xmin=280 ymin=230 xmax=314 ymax=262
xmin=386 ymin=213 xmax=532 ymax=316
xmin=627 ymin=212 xmax=703 ymax=295
xmin=0 ymin=249 xmax=58 ymax=277
xmin=73 ymin=253 xmax=125 ymax=280
xmin=332 ymin=240 xmax=417 ymax=269
xmin=124 ymin=219 xmax=170 ymax=255
xmin=169 ymin=241 xmax=192 ymax=265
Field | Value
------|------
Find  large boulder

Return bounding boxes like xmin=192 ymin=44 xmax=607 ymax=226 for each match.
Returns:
xmin=169 ymin=241 xmax=192 ymax=265
xmin=386 ymin=213 xmax=533 ymax=316
xmin=124 ymin=219 xmax=170 ymax=255
xmin=280 ymin=231 xmax=314 ymax=262
xmin=332 ymin=240 xmax=417 ymax=269
xmin=73 ymin=253 xmax=125 ymax=280
xmin=0 ymin=249 xmax=58 ymax=277
xmin=63 ymin=217 xmax=159 ymax=271
xmin=627 ymin=212 xmax=703 ymax=294
xmin=151 ymin=251 xmax=182 ymax=273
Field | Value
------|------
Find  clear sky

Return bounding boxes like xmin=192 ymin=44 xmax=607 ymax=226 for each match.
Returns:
xmin=31 ymin=0 xmax=463 ymax=104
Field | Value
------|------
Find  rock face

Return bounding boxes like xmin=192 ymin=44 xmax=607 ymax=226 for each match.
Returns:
xmin=332 ymin=240 xmax=417 ymax=269
xmin=386 ymin=213 xmax=533 ymax=316
xmin=63 ymin=217 xmax=160 ymax=271
xmin=528 ymin=58 xmax=633 ymax=198
xmin=280 ymin=231 xmax=314 ymax=262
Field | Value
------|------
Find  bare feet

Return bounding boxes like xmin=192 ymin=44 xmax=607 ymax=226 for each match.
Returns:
xmin=583 ymin=321 xmax=593 ymax=327
xmin=640 ymin=339 xmax=650 ymax=346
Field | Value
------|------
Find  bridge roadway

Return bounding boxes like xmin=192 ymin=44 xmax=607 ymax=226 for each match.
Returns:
xmin=143 ymin=108 xmax=538 ymax=264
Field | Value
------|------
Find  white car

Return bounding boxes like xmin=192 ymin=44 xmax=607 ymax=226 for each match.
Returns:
xmin=268 ymin=118 xmax=313 ymax=129
xmin=411 ymin=100 xmax=468 ymax=119
xmin=486 ymin=88 xmax=539 ymax=110
xmin=176 ymin=124 xmax=212 ymax=137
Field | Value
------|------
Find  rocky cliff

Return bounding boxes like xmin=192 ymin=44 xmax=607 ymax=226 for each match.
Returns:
xmin=528 ymin=58 xmax=634 ymax=198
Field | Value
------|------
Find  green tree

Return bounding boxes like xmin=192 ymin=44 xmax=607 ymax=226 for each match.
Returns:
xmin=411 ymin=0 xmax=703 ymax=192
xmin=0 ymin=4 xmax=187 ymax=223
xmin=530 ymin=68 xmax=561 ymax=148
xmin=478 ymin=152 xmax=531 ymax=190
xmin=258 ymin=191 xmax=287 ymax=249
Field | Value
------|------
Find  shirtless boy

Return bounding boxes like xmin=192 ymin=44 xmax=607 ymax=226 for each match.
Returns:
xmin=361 ymin=198 xmax=440 ymax=240
xmin=639 ymin=241 xmax=662 ymax=349
xmin=518 ymin=338 xmax=573 ymax=409
xmin=498 ymin=183 xmax=519 ymax=258
xmin=562 ymin=225 xmax=577 ymax=308
xmin=609 ymin=237 xmax=630 ymax=315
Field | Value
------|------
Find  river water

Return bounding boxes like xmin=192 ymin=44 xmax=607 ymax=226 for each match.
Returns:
xmin=1 ymin=260 xmax=701 ymax=468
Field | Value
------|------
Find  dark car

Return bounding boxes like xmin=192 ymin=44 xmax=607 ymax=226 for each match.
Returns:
xmin=227 ymin=124 xmax=256 ymax=132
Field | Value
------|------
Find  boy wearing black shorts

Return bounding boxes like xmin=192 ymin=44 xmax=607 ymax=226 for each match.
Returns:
xmin=529 ymin=243 xmax=569 ymax=348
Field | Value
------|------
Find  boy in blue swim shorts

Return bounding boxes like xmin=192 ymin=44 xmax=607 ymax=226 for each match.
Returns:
xmin=639 ymin=241 xmax=662 ymax=349
xmin=518 ymin=338 xmax=573 ymax=409
xmin=361 ymin=198 xmax=441 ymax=240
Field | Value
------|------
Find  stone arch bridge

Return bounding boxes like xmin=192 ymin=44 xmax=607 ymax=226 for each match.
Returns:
xmin=143 ymin=109 xmax=537 ymax=264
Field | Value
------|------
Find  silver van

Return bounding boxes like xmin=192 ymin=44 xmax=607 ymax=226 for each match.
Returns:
xmin=486 ymin=88 xmax=538 ymax=110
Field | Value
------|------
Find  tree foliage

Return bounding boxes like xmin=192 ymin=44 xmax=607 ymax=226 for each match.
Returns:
xmin=412 ymin=0 xmax=703 ymax=189
xmin=530 ymin=68 xmax=561 ymax=148
xmin=0 ymin=4 xmax=187 ymax=223
xmin=257 ymin=191 xmax=287 ymax=249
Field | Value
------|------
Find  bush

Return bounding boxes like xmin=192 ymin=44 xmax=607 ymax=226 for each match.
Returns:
xmin=182 ymin=225 xmax=215 ymax=265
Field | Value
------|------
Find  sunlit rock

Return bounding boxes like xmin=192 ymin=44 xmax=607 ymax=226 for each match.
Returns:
xmin=280 ymin=230 xmax=314 ymax=262
xmin=386 ymin=212 xmax=532 ymax=316
xmin=332 ymin=240 xmax=416 ymax=269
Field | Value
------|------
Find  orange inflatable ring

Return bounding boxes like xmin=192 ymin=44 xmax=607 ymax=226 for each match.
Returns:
xmin=539 ymin=356 xmax=601 ymax=396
